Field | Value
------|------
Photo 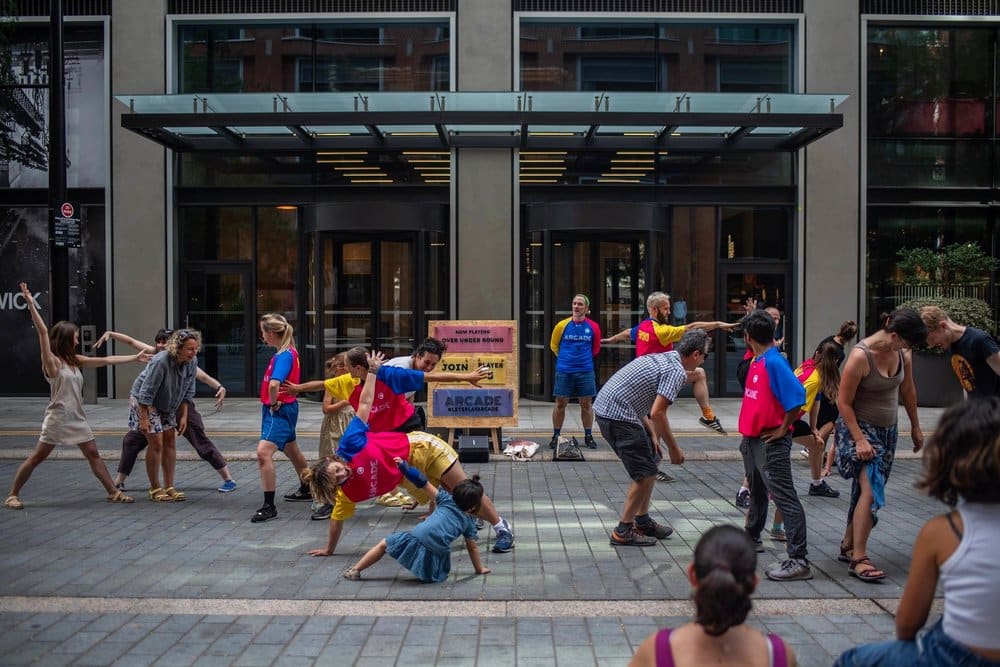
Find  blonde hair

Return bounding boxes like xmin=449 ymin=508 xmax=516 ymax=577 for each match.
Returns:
xmin=919 ymin=305 xmax=950 ymax=329
xmin=301 ymin=457 xmax=346 ymax=506
xmin=324 ymin=352 xmax=348 ymax=378
xmin=260 ymin=313 xmax=295 ymax=353
xmin=165 ymin=329 xmax=202 ymax=357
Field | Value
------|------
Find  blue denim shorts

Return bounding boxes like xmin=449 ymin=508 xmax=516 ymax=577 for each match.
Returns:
xmin=554 ymin=371 xmax=596 ymax=398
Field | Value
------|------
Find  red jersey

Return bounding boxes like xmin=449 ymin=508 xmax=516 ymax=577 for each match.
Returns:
xmin=349 ymin=378 xmax=415 ymax=432
xmin=339 ymin=431 xmax=411 ymax=502
xmin=259 ymin=347 xmax=300 ymax=404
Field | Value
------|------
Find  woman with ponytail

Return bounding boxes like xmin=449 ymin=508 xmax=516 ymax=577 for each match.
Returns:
xmin=630 ymin=524 xmax=796 ymax=667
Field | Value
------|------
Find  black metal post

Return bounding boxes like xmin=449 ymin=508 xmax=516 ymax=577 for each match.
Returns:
xmin=48 ymin=0 xmax=68 ymax=322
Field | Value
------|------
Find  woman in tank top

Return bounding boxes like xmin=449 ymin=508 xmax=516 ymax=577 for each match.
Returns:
xmin=834 ymin=308 xmax=927 ymax=582
xmin=629 ymin=524 xmax=796 ymax=667
xmin=5 ymin=282 xmax=149 ymax=510
xmin=834 ymin=397 xmax=1000 ymax=666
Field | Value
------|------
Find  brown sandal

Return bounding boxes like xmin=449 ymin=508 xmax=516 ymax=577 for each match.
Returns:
xmin=849 ymin=556 xmax=886 ymax=582
xmin=4 ymin=495 xmax=24 ymax=510
xmin=164 ymin=487 xmax=186 ymax=502
xmin=838 ymin=542 xmax=853 ymax=563
xmin=107 ymin=490 xmax=134 ymax=504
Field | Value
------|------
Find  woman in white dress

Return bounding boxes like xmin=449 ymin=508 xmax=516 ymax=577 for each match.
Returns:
xmin=4 ymin=282 xmax=148 ymax=509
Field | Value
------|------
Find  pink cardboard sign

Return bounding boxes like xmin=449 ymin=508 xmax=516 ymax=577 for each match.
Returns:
xmin=433 ymin=325 xmax=513 ymax=352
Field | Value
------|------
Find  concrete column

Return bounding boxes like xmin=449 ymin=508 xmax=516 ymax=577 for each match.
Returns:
xmin=110 ymin=0 xmax=167 ymax=395
xmin=802 ymin=1 xmax=861 ymax=351
xmin=455 ymin=0 xmax=514 ymax=318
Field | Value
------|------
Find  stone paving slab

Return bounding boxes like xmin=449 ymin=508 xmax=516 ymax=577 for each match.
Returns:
xmin=0 ymin=453 xmax=945 ymax=665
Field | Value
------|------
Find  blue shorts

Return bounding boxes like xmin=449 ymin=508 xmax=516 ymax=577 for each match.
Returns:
xmin=260 ymin=402 xmax=299 ymax=450
xmin=554 ymin=371 xmax=596 ymax=398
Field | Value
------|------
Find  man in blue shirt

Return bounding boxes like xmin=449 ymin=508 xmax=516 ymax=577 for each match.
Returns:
xmin=549 ymin=294 xmax=602 ymax=449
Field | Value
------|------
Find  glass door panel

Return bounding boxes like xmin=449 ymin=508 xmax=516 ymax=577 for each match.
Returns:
xmin=182 ymin=267 xmax=253 ymax=395
xmin=335 ymin=240 xmax=373 ymax=351
xmin=378 ymin=240 xmax=414 ymax=357
xmin=720 ymin=269 xmax=788 ymax=395
xmin=597 ymin=239 xmax=644 ymax=387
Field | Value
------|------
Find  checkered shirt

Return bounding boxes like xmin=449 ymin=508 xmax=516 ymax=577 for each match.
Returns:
xmin=594 ymin=352 xmax=688 ymax=425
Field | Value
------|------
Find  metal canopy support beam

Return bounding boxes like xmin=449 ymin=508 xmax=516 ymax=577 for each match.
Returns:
xmin=435 ymin=123 xmax=449 ymax=147
xmin=121 ymin=110 xmax=843 ymax=154
xmin=656 ymin=125 xmax=676 ymax=146
xmin=726 ymin=126 xmax=755 ymax=145
xmin=210 ymin=125 xmax=243 ymax=146
xmin=287 ymin=125 xmax=313 ymax=145
xmin=366 ymin=124 xmax=385 ymax=145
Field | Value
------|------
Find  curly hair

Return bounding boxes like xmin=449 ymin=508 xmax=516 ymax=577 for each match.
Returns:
xmin=165 ymin=329 xmax=202 ymax=357
xmin=917 ymin=397 xmax=1000 ymax=506
xmin=692 ymin=525 xmax=758 ymax=636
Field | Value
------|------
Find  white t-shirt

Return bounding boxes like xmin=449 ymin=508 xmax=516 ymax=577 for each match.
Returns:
xmin=385 ymin=354 xmax=416 ymax=402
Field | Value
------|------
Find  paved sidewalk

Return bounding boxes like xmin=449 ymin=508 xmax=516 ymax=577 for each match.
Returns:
xmin=0 ymin=396 xmax=943 ymax=463
xmin=0 ymin=448 xmax=944 ymax=666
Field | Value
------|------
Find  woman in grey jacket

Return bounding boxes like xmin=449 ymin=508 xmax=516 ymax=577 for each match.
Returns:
xmin=129 ymin=330 xmax=201 ymax=502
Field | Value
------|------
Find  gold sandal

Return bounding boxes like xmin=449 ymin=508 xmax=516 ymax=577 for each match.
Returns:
xmin=4 ymin=495 xmax=24 ymax=510
xmin=375 ymin=492 xmax=404 ymax=507
xmin=107 ymin=490 xmax=134 ymax=504
xmin=164 ymin=487 xmax=186 ymax=502
xmin=148 ymin=487 xmax=171 ymax=502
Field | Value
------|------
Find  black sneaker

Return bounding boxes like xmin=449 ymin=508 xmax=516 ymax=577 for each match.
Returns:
xmin=655 ymin=470 xmax=675 ymax=483
xmin=635 ymin=519 xmax=673 ymax=540
xmin=251 ymin=505 xmax=277 ymax=523
xmin=583 ymin=434 xmax=598 ymax=449
xmin=735 ymin=489 xmax=751 ymax=511
xmin=548 ymin=435 xmax=559 ymax=449
xmin=808 ymin=480 xmax=840 ymax=498
xmin=283 ymin=489 xmax=313 ymax=502
xmin=610 ymin=525 xmax=658 ymax=547
xmin=310 ymin=503 xmax=332 ymax=520
xmin=699 ymin=417 xmax=728 ymax=435
xmin=766 ymin=558 xmax=813 ymax=581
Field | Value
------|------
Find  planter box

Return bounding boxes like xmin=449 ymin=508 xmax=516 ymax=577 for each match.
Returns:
xmin=907 ymin=352 xmax=964 ymax=408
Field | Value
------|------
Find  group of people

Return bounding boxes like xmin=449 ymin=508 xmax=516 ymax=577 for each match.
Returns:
xmin=7 ymin=280 xmax=1000 ymax=665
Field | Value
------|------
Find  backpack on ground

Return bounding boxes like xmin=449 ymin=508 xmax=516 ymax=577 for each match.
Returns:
xmin=553 ymin=436 xmax=585 ymax=461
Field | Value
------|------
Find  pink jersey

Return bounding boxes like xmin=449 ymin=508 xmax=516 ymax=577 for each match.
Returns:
xmin=349 ymin=378 xmax=415 ymax=432
xmin=738 ymin=347 xmax=806 ymax=437
xmin=338 ymin=431 xmax=411 ymax=502
xmin=259 ymin=348 xmax=300 ymax=404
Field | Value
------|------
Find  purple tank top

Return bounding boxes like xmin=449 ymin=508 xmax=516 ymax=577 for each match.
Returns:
xmin=654 ymin=627 xmax=788 ymax=667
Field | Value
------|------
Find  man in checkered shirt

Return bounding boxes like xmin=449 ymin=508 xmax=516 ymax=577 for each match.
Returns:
xmin=595 ymin=329 xmax=711 ymax=547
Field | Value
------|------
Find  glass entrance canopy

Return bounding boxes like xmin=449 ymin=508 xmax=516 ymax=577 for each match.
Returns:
xmin=117 ymin=91 xmax=846 ymax=153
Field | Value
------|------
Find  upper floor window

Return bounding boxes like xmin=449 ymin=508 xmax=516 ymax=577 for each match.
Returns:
xmin=520 ymin=21 xmax=793 ymax=93
xmin=177 ymin=21 xmax=450 ymax=93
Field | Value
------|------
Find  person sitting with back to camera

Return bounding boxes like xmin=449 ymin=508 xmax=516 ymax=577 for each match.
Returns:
xmin=834 ymin=396 xmax=1000 ymax=667
xmin=629 ymin=524 xmax=797 ymax=667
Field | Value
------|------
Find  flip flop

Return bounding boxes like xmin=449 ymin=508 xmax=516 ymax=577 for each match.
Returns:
xmin=4 ymin=495 xmax=23 ymax=510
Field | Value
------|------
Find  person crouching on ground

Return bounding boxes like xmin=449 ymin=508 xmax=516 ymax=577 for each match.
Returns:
xmin=302 ymin=351 xmax=516 ymax=555
xmin=341 ymin=460 xmax=490 ymax=583
xmin=629 ymin=524 xmax=797 ymax=667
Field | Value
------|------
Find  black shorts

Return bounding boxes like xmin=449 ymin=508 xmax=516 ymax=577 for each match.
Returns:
xmin=595 ymin=416 xmax=659 ymax=481
xmin=817 ymin=394 xmax=839 ymax=428
xmin=790 ymin=419 xmax=812 ymax=439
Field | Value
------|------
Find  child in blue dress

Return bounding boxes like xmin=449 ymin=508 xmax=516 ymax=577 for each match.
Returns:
xmin=342 ymin=459 xmax=491 ymax=583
